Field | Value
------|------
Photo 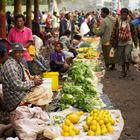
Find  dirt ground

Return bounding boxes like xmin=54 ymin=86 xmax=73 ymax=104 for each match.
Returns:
xmin=102 ymin=64 xmax=140 ymax=140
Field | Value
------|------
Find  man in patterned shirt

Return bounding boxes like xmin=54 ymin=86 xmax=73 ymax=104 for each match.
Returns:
xmin=0 ymin=42 xmax=42 ymax=112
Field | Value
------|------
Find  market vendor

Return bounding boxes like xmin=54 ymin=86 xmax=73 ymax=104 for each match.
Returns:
xmin=50 ymin=42 xmax=69 ymax=73
xmin=0 ymin=42 xmax=43 ymax=112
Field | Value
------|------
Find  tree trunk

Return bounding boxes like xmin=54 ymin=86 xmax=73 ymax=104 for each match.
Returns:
xmin=0 ymin=0 xmax=6 ymax=38
xmin=26 ymin=0 xmax=32 ymax=29
xmin=14 ymin=0 xmax=22 ymax=16
xmin=48 ymin=0 xmax=54 ymax=13
xmin=34 ymin=0 xmax=39 ymax=23
xmin=47 ymin=0 xmax=51 ymax=11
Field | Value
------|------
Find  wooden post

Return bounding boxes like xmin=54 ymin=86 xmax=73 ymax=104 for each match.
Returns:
xmin=34 ymin=0 xmax=39 ymax=23
xmin=14 ymin=0 xmax=22 ymax=16
xmin=0 ymin=0 xmax=6 ymax=38
xmin=26 ymin=0 xmax=32 ymax=29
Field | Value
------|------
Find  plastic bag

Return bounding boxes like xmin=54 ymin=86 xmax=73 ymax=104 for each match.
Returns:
xmin=11 ymin=106 xmax=51 ymax=140
xmin=131 ymin=47 xmax=140 ymax=63
xmin=33 ymin=35 xmax=43 ymax=56
xmin=80 ymin=22 xmax=90 ymax=36
xmin=109 ymin=48 xmax=116 ymax=58
xmin=43 ymin=126 xmax=59 ymax=140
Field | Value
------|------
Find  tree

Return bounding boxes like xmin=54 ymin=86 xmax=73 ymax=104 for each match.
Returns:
xmin=14 ymin=0 xmax=22 ymax=16
xmin=0 ymin=0 xmax=6 ymax=38
xmin=34 ymin=0 xmax=39 ymax=23
xmin=26 ymin=0 xmax=32 ymax=29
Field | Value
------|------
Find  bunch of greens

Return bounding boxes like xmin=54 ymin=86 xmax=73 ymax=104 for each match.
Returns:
xmin=59 ymin=59 xmax=105 ymax=112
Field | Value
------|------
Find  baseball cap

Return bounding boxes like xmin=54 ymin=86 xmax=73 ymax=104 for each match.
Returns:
xmin=12 ymin=42 xmax=26 ymax=51
xmin=131 ymin=16 xmax=140 ymax=25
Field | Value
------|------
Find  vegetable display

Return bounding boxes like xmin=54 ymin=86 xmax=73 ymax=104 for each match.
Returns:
xmin=60 ymin=59 xmax=105 ymax=112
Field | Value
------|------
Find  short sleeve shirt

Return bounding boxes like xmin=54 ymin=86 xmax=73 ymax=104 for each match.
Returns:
xmin=50 ymin=51 xmax=65 ymax=63
xmin=8 ymin=27 xmax=33 ymax=61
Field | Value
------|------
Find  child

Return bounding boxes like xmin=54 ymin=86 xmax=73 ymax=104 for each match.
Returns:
xmin=28 ymin=40 xmax=47 ymax=75
xmin=50 ymin=42 xmax=69 ymax=73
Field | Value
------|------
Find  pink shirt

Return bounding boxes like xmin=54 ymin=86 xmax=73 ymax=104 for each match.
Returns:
xmin=8 ymin=26 xmax=33 ymax=61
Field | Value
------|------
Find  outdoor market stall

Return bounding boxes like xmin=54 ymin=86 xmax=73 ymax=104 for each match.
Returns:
xmin=0 ymin=37 xmax=124 ymax=140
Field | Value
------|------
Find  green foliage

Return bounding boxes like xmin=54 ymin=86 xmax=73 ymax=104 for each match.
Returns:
xmin=6 ymin=0 xmax=14 ymax=5
xmin=59 ymin=59 xmax=105 ymax=112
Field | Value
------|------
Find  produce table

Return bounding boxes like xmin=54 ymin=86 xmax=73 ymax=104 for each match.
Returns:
xmin=49 ymin=108 xmax=124 ymax=140
xmin=0 ymin=37 xmax=124 ymax=140
xmin=48 ymin=37 xmax=124 ymax=140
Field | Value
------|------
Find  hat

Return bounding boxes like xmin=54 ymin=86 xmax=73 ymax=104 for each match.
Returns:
xmin=12 ymin=42 xmax=26 ymax=51
xmin=131 ymin=16 xmax=140 ymax=25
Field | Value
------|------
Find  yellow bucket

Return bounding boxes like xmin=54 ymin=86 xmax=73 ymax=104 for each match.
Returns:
xmin=42 ymin=72 xmax=59 ymax=91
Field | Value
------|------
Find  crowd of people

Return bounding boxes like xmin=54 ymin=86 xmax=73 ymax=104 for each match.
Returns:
xmin=1 ymin=7 xmax=140 ymax=114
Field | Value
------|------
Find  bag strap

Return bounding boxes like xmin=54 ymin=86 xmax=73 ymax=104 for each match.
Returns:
xmin=114 ymin=19 xmax=119 ymax=49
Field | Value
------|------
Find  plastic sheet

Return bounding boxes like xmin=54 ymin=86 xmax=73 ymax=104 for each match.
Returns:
xmin=49 ymin=108 xmax=124 ymax=140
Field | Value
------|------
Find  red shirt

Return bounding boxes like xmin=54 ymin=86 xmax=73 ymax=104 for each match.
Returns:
xmin=8 ymin=26 xmax=33 ymax=61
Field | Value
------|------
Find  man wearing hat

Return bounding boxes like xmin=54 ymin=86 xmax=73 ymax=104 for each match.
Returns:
xmin=0 ymin=42 xmax=42 ymax=112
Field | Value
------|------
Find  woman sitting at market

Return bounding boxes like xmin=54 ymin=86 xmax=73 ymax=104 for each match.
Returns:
xmin=59 ymin=30 xmax=74 ymax=61
xmin=28 ymin=39 xmax=47 ymax=75
xmin=50 ymin=42 xmax=69 ymax=73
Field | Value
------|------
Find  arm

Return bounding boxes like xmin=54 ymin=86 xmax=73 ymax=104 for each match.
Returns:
xmin=7 ymin=29 xmax=13 ymax=42
xmin=24 ymin=41 xmax=32 ymax=49
xmin=4 ymin=62 xmax=35 ymax=91
xmin=55 ymin=60 xmax=64 ymax=65
xmin=25 ymin=29 xmax=33 ymax=48
xmin=94 ymin=20 xmax=106 ymax=36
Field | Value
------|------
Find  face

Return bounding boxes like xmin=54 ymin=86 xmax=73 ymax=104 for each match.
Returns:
xmin=101 ymin=10 xmax=106 ymax=18
xmin=65 ymin=13 xmax=70 ymax=20
xmin=55 ymin=44 xmax=62 ymax=53
xmin=15 ymin=17 xmax=24 ymax=29
xmin=12 ymin=51 xmax=24 ymax=62
xmin=121 ymin=12 xmax=128 ymax=20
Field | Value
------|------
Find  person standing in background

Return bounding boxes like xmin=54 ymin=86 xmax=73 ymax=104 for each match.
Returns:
xmin=8 ymin=14 xmax=33 ymax=73
xmin=6 ymin=11 xmax=12 ymax=33
xmin=59 ymin=12 xmax=74 ymax=40
xmin=111 ymin=8 xmax=134 ymax=77
xmin=94 ymin=7 xmax=116 ymax=70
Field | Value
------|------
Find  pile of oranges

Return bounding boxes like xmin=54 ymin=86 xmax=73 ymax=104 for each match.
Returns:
xmin=60 ymin=109 xmax=116 ymax=137
xmin=83 ymin=109 xmax=115 ymax=136
xmin=61 ymin=111 xmax=83 ymax=137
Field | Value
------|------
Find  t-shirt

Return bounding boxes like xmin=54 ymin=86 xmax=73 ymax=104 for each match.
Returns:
xmin=8 ymin=26 xmax=33 ymax=61
xmin=50 ymin=51 xmax=65 ymax=64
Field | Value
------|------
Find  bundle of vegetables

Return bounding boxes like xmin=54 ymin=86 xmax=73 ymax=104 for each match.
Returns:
xmin=69 ymin=59 xmax=101 ymax=83
xmin=60 ymin=83 xmax=105 ymax=112
xmin=60 ymin=59 xmax=105 ymax=112
xmin=76 ymin=47 xmax=99 ymax=59
xmin=82 ymin=37 xmax=99 ymax=43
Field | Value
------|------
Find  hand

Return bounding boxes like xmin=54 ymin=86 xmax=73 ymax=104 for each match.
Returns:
xmin=64 ymin=63 xmax=69 ymax=69
xmin=34 ymin=79 xmax=43 ymax=86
